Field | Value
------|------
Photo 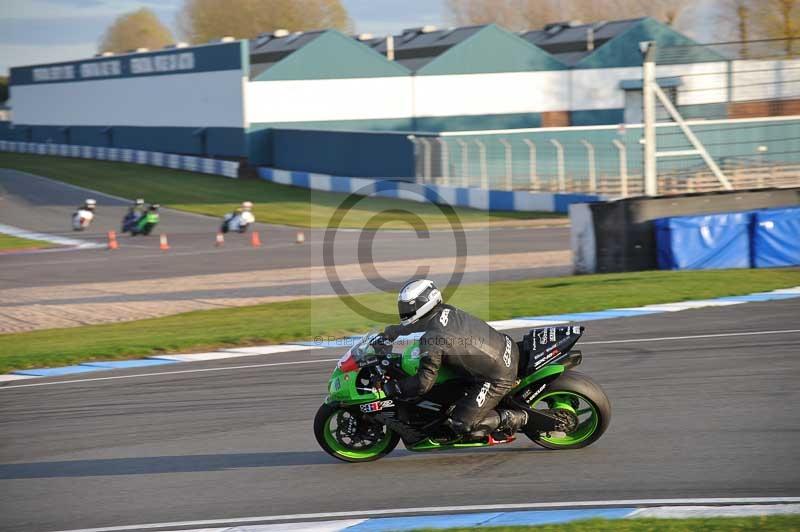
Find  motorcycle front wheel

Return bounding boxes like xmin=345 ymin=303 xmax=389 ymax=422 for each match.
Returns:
xmin=314 ymin=404 xmax=399 ymax=463
xmin=524 ymin=371 xmax=611 ymax=450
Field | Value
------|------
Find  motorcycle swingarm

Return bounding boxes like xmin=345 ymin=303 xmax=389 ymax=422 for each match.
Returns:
xmin=507 ymin=397 xmax=561 ymax=432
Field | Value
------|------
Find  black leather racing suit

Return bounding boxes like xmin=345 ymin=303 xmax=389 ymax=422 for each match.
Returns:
xmin=384 ymin=304 xmax=520 ymax=438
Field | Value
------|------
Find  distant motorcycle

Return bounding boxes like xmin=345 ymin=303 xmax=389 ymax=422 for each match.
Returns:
xmin=72 ymin=199 xmax=96 ymax=231
xmin=130 ymin=204 xmax=160 ymax=236
xmin=221 ymin=201 xmax=255 ymax=234
xmin=121 ymin=199 xmax=145 ymax=234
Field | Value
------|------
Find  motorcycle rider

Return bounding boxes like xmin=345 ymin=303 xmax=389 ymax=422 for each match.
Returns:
xmin=72 ymin=198 xmax=96 ymax=230
xmin=221 ymin=201 xmax=255 ymax=233
xmin=122 ymin=198 xmax=145 ymax=232
xmin=128 ymin=198 xmax=145 ymax=218
xmin=379 ymin=279 xmax=530 ymax=442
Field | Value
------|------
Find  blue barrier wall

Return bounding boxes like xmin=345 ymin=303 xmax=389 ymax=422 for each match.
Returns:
xmin=257 ymin=167 xmax=601 ymax=212
xmin=3 ymin=125 xmax=245 ymax=157
xmin=655 ymin=212 xmax=753 ymax=270
xmin=268 ymin=128 xmax=417 ymax=177
xmin=753 ymin=207 xmax=800 ymax=268
xmin=656 ymin=207 xmax=800 ymax=270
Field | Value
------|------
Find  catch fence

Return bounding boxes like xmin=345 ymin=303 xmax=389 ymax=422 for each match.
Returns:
xmin=410 ymin=39 xmax=800 ymax=198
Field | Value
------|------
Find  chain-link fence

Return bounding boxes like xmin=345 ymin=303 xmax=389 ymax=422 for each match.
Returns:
xmin=408 ymin=131 xmax=639 ymax=197
xmin=409 ymin=39 xmax=800 ymax=198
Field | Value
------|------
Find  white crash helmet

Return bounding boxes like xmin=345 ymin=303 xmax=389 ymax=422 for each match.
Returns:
xmin=397 ymin=279 xmax=443 ymax=326
xmin=85 ymin=198 xmax=97 ymax=209
xmin=242 ymin=201 xmax=253 ymax=210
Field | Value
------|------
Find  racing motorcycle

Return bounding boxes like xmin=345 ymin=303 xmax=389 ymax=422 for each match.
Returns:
xmin=130 ymin=208 xmax=160 ymax=236
xmin=220 ymin=210 xmax=255 ymax=234
xmin=314 ymin=326 xmax=611 ymax=462
xmin=72 ymin=209 xmax=94 ymax=231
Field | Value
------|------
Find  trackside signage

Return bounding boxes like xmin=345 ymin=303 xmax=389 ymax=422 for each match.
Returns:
xmin=11 ymin=41 xmax=244 ymax=86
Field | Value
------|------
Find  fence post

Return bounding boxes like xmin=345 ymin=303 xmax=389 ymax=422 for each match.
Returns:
xmin=580 ymin=139 xmax=597 ymax=193
xmin=418 ymin=137 xmax=433 ymax=183
xmin=522 ymin=139 xmax=537 ymax=190
xmin=437 ymin=138 xmax=449 ymax=186
xmin=642 ymin=41 xmax=658 ymax=196
xmin=474 ymin=139 xmax=488 ymax=189
xmin=456 ymin=139 xmax=469 ymax=187
xmin=612 ymin=139 xmax=628 ymax=197
xmin=407 ymin=135 xmax=421 ymax=181
xmin=549 ymin=139 xmax=566 ymax=192
xmin=499 ymin=138 xmax=513 ymax=190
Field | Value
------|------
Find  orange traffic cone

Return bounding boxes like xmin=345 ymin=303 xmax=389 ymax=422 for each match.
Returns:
xmin=159 ymin=233 xmax=170 ymax=251
xmin=215 ymin=232 xmax=225 ymax=247
xmin=295 ymin=230 xmax=305 ymax=244
xmin=250 ymin=231 xmax=261 ymax=247
xmin=107 ymin=230 xmax=119 ymax=250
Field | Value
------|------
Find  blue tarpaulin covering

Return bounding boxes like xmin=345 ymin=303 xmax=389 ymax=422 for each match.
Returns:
xmin=752 ymin=207 xmax=800 ymax=268
xmin=655 ymin=212 xmax=753 ymax=270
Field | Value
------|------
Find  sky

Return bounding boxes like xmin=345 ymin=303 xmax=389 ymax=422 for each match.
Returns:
xmin=0 ymin=0 xmax=449 ymax=75
xmin=0 ymin=0 xmax=726 ymax=76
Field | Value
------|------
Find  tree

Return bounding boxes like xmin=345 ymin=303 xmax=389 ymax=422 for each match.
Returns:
xmin=99 ymin=8 xmax=174 ymax=53
xmin=445 ymin=0 xmax=690 ymax=32
xmin=0 ymin=76 xmax=8 ymax=104
xmin=752 ymin=0 xmax=799 ymax=54
xmin=178 ymin=0 xmax=352 ymax=44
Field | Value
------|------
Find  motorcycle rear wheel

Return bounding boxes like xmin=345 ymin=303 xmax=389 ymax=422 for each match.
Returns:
xmin=314 ymin=404 xmax=399 ymax=463
xmin=524 ymin=371 xmax=611 ymax=450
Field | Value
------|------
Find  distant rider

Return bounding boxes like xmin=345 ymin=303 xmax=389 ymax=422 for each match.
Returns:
xmin=128 ymin=198 xmax=145 ymax=218
xmin=72 ymin=198 xmax=96 ymax=230
xmin=379 ymin=279 xmax=530 ymax=442
xmin=221 ymin=201 xmax=255 ymax=233
xmin=122 ymin=198 xmax=145 ymax=232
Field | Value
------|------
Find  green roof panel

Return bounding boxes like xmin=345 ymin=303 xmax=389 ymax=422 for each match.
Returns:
xmin=574 ymin=18 xmax=725 ymax=69
xmin=416 ymin=24 xmax=567 ymax=76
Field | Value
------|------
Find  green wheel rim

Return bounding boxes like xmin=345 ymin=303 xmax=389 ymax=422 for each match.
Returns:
xmin=533 ymin=390 xmax=599 ymax=446
xmin=322 ymin=410 xmax=393 ymax=460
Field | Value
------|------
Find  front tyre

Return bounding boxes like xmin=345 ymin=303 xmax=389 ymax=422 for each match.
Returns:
xmin=314 ymin=404 xmax=399 ymax=463
xmin=525 ymin=371 xmax=611 ymax=450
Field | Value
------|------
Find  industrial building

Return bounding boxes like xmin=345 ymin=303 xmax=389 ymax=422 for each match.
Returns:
xmin=4 ymin=17 xmax=798 ymax=180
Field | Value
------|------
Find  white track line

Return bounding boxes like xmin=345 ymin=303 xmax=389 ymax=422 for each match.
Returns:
xmin=4 ymin=328 xmax=800 ymax=391
xmin=581 ymin=329 xmax=800 ymax=345
xmin=48 ymin=498 xmax=800 ymax=532
xmin=0 ymin=222 xmax=102 ymax=249
xmin=0 ymin=358 xmax=339 ymax=390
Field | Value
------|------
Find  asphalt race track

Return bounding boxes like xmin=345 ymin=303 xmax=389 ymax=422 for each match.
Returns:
xmin=1 ymin=298 xmax=798 ymax=532
xmin=0 ymin=169 xmax=571 ymax=288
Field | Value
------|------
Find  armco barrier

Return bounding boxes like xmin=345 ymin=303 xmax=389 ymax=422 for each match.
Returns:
xmin=0 ymin=140 xmax=239 ymax=179
xmin=257 ymin=167 xmax=602 ymax=213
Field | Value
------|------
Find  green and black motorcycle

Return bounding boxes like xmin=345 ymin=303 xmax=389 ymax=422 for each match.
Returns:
xmin=314 ymin=326 xmax=611 ymax=462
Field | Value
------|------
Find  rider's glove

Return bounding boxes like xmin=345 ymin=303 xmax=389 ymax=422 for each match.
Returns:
xmin=383 ymin=325 xmax=403 ymax=342
xmin=382 ymin=378 xmax=403 ymax=399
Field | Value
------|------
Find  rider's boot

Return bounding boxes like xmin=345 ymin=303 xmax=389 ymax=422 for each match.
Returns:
xmin=435 ymin=417 xmax=470 ymax=444
xmin=494 ymin=409 xmax=529 ymax=438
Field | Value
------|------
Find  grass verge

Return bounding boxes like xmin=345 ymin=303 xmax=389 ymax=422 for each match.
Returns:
xmin=0 ymin=153 xmax=562 ymax=229
xmin=417 ymin=515 xmax=800 ymax=531
xmin=0 ymin=268 xmax=798 ymax=374
xmin=0 ymin=233 xmax=54 ymax=251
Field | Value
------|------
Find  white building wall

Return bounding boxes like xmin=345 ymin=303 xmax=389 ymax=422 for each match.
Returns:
xmin=412 ymin=71 xmax=569 ymax=117
xmin=732 ymin=58 xmax=800 ymax=102
xmin=246 ymin=77 xmax=414 ymax=124
xmin=12 ymin=69 xmax=245 ymax=128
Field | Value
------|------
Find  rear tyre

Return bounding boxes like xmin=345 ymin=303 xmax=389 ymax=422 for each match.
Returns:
xmin=524 ymin=371 xmax=611 ymax=450
xmin=314 ymin=404 xmax=399 ymax=463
